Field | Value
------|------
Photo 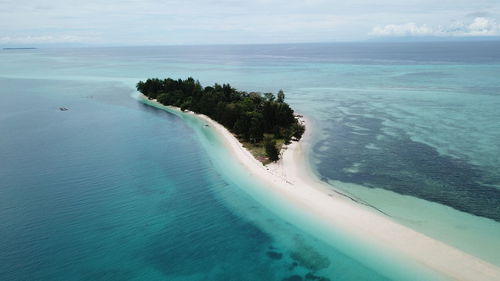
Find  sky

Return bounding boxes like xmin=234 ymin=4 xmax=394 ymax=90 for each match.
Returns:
xmin=1 ymin=0 xmax=500 ymax=45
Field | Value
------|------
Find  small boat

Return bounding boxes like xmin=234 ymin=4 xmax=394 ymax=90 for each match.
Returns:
xmin=59 ymin=107 xmax=69 ymax=111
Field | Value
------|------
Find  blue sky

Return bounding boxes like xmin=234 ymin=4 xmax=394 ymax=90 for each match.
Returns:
xmin=1 ymin=0 xmax=500 ymax=45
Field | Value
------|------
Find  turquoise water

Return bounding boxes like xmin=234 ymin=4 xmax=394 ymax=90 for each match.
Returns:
xmin=1 ymin=42 xmax=499 ymax=280
xmin=1 ymin=78 xmax=401 ymax=281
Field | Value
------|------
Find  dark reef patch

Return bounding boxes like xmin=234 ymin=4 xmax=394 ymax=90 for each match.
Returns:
xmin=305 ymin=272 xmax=331 ymax=281
xmin=289 ymin=237 xmax=331 ymax=271
xmin=267 ymin=251 xmax=283 ymax=260
xmin=313 ymin=102 xmax=500 ymax=222
xmin=283 ymin=275 xmax=303 ymax=281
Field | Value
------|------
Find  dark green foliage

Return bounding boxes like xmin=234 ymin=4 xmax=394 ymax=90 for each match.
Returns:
xmin=264 ymin=92 xmax=275 ymax=102
xmin=137 ymin=77 xmax=305 ymax=159
xmin=277 ymin=89 xmax=285 ymax=103
xmin=264 ymin=137 xmax=280 ymax=161
xmin=292 ymin=122 xmax=305 ymax=139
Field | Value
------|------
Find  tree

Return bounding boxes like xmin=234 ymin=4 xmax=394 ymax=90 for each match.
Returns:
xmin=277 ymin=89 xmax=285 ymax=103
xmin=264 ymin=137 xmax=279 ymax=161
xmin=180 ymin=100 xmax=192 ymax=111
xmin=293 ymin=122 xmax=305 ymax=139
xmin=135 ymin=77 xmax=306 ymax=162
xmin=275 ymin=103 xmax=294 ymax=127
xmin=136 ymin=81 xmax=145 ymax=93
xmin=233 ymin=114 xmax=251 ymax=138
xmin=248 ymin=112 xmax=264 ymax=143
xmin=264 ymin=92 xmax=275 ymax=102
xmin=157 ymin=93 xmax=169 ymax=105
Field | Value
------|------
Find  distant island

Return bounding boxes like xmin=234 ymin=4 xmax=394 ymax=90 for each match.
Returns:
xmin=2 ymin=47 xmax=37 ymax=50
xmin=137 ymin=77 xmax=305 ymax=163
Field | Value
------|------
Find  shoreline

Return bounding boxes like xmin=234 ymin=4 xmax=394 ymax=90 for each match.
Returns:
xmin=139 ymin=94 xmax=500 ymax=281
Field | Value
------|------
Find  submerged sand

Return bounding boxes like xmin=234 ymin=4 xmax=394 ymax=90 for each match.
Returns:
xmin=141 ymin=94 xmax=500 ymax=281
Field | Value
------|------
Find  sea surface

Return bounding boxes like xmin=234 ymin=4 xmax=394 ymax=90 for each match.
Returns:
xmin=1 ymin=42 xmax=499 ymax=280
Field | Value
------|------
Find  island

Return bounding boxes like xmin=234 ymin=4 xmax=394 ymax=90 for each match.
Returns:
xmin=137 ymin=77 xmax=305 ymax=163
xmin=136 ymin=77 xmax=500 ymax=281
xmin=2 ymin=47 xmax=37 ymax=50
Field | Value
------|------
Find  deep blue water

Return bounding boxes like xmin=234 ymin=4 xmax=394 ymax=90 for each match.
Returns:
xmin=1 ymin=42 xmax=500 ymax=280
xmin=0 ymin=78 xmax=393 ymax=280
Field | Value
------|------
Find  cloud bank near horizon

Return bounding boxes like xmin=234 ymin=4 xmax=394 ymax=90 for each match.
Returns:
xmin=371 ymin=17 xmax=500 ymax=37
xmin=0 ymin=0 xmax=499 ymax=45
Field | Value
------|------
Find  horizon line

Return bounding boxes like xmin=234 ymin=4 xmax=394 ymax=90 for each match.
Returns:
xmin=2 ymin=37 xmax=500 ymax=49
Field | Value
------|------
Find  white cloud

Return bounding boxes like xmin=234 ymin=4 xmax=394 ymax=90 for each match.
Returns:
xmin=371 ymin=23 xmax=435 ymax=36
xmin=1 ymin=0 xmax=500 ymax=44
xmin=464 ymin=17 xmax=500 ymax=35
xmin=371 ymin=17 xmax=500 ymax=37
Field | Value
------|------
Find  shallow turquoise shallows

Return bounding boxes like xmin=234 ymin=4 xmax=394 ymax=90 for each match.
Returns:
xmin=1 ymin=42 xmax=499 ymax=281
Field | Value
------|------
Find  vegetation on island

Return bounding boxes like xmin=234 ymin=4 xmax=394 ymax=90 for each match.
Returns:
xmin=136 ymin=77 xmax=305 ymax=163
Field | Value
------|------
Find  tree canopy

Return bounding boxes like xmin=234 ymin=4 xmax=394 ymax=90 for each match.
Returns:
xmin=137 ymin=77 xmax=305 ymax=161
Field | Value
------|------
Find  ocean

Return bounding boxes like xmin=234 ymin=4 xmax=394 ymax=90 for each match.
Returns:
xmin=1 ymin=42 xmax=499 ymax=280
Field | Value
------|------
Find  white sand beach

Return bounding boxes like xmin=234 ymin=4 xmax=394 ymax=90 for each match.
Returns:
xmin=141 ymin=94 xmax=500 ymax=281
